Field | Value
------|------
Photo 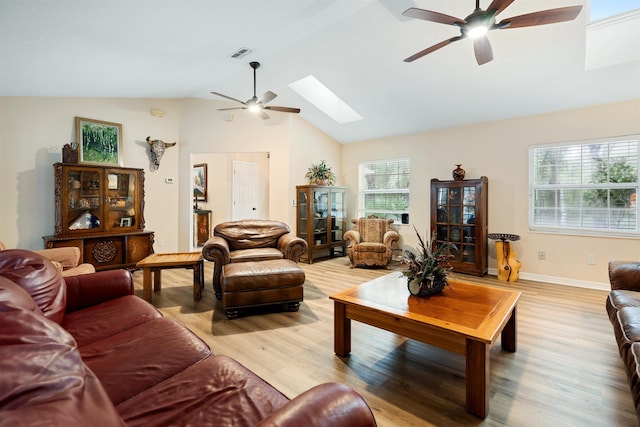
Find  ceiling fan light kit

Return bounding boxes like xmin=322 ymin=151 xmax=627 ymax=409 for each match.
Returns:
xmin=211 ymin=61 xmax=301 ymax=120
xmin=402 ymin=0 xmax=582 ymax=65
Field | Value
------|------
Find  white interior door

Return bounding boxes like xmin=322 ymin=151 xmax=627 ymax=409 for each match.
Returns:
xmin=232 ymin=160 xmax=259 ymax=220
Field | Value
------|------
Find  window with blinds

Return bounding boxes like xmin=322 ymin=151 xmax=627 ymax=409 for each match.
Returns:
xmin=529 ymin=136 xmax=639 ymax=236
xmin=358 ymin=158 xmax=410 ymax=223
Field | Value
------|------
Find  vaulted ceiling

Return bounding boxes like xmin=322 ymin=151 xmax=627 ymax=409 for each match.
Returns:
xmin=1 ymin=0 xmax=638 ymax=143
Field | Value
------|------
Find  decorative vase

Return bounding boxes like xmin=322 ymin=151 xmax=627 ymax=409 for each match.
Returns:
xmin=452 ymin=164 xmax=466 ymax=181
xmin=407 ymin=277 xmax=447 ymax=296
xmin=315 ymin=179 xmax=327 ymax=185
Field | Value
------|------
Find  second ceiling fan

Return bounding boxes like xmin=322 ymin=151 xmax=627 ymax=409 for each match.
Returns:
xmin=402 ymin=0 xmax=583 ymax=65
xmin=211 ymin=61 xmax=300 ymax=120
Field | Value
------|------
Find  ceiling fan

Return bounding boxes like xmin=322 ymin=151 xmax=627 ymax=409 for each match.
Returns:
xmin=211 ymin=61 xmax=300 ymax=120
xmin=402 ymin=0 xmax=582 ymax=65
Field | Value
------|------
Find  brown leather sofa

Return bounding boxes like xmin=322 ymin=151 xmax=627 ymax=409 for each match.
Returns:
xmin=606 ymin=260 xmax=640 ymax=422
xmin=0 ymin=249 xmax=377 ymax=426
xmin=202 ymin=219 xmax=308 ymax=299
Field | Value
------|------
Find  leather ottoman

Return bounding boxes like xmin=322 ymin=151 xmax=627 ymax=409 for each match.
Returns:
xmin=221 ymin=259 xmax=305 ymax=319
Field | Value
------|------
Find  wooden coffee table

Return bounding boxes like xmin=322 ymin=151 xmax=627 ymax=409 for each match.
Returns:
xmin=330 ymin=273 xmax=520 ymax=418
xmin=136 ymin=252 xmax=204 ymax=303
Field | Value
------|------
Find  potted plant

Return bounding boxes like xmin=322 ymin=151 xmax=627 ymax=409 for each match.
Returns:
xmin=402 ymin=226 xmax=455 ymax=296
xmin=305 ymin=160 xmax=336 ymax=186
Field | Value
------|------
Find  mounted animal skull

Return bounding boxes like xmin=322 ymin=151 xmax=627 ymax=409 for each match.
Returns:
xmin=146 ymin=136 xmax=176 ymax=171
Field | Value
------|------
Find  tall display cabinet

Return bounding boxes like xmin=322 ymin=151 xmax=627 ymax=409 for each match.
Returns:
xmin=296 ymin=185 xmax=347 ymax=264
xmin=430 ymin=177 xmax=488 ymax=276
xmin=43 ymin=163 xmax=154 ymax=271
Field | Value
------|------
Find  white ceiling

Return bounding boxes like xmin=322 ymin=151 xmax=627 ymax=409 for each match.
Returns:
xmin=1 ymin=0 xmax=639 ymax=143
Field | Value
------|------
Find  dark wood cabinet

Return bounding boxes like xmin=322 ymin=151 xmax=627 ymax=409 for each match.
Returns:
xmin=43 ymin=163 xmax=154 ymax=270
xmin=431 ymin=177 xmax=488 ymax=276
xmin=193 ymin=210 xmax=212 ymax=247
xmin=296 ymin=185 xmax=347 ymax=263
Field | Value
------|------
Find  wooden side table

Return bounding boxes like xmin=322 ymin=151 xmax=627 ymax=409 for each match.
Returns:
xmin=136 ymin=252 xmax=204 ymax=303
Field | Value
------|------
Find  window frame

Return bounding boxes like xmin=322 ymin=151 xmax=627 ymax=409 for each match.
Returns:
xmin=528 ymin=135 xmax=639 ymax=238
xmin=357 ymin=158 xmax=410 ymax=223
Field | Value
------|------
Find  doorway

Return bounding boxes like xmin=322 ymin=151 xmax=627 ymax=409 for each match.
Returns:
xmin=232 ymin=160 xmax=259 ymax=220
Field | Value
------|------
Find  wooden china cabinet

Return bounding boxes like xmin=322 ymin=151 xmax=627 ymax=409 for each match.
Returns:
xmin=43 ymin=163 xmax=154 ymax=271
xmin=296 ymin=185 xmax=347 ymax=264
xmin=430 ymin=177 xmax=488 ymax=276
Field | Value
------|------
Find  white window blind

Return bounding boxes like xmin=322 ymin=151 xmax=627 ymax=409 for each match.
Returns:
xmin=529 ymin=136 xmax=639 ymax=236
xmin=358 ymin=158 xmax=410 ymax=223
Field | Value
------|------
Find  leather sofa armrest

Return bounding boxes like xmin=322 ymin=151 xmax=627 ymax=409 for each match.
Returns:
xmin=277 ymin=233 xmax=308 ymax=262
xmin=383 ymin=230 xmax=400 ymax=248
xmin=256 ymin=383 xmax=377 ymax=427
xmin=64 ymin=270 xmax=134 ymax=313
xmin=202 ymin=236 xmax=231 ymax=298
xmin=609 ymin=260 xmax=640 ymax=291
xmin=344 ymin=230 xmax=361 ymax=245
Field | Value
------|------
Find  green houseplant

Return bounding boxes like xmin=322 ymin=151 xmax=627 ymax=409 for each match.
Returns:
xmin=402 ymin=226 xmax=455 ymax=296
xmin=305 ymin=160 xmax=336 ymax=186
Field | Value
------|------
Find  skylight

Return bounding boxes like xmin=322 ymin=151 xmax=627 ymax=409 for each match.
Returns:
xmin=590 ymin=0 xmax=640 ymax=22
xmin=288 ymin=75 xmax=362 ymax=124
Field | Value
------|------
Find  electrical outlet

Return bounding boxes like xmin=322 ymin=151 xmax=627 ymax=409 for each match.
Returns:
xmin=538 ymin=250 xmax=546 ymax=261
xmin=587 ymin=254 xmax=596 ymax=265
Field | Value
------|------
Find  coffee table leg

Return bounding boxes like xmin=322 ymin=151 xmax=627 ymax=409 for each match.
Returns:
xmin=153 ymin=270 xmax=161 ymax=292
xmin=466 ymin=339 xmax=489 ymax=418
xmin=334 ymin=301 xmax=351 ymax=356
xmin=193 ymin=264 xmax=202 ymax=300
xmin=501 ymin=307 xmax=517 ymax=352
xmin=143 ymin=268 xmax=152 ymax=303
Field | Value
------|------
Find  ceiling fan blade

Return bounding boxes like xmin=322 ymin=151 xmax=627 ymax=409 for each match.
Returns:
xmin=211 ymin=92 xmax=247 ymax=105
xmin=402 ymin=7 xmax=463 ymax=26
xmin=498 ymin=6 xmax=582 ymax=29
xmin=486 ymin=0 xmax=516 ymax=16
xmin=473 ymin=37 xmax=493 ymax=65
xmin=257 ymin=110 xmax=270 ymax=120
xmin=217 ymin=107 xmax=246 ymax=111
xmin=264 ymin=106 xmax=301 ymax=114
xmin=258 ymin=90 xmax=277 ymax=104
xmin=404 ymin=36 xmax=462 ymax=62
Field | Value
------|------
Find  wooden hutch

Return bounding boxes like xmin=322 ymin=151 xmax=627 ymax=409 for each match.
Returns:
xmin=43 ymin=163 xmax=154 ymax=271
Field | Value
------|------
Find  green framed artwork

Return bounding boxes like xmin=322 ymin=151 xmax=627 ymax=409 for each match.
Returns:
xmin=76 ymin=117 xmax=123 ymax=166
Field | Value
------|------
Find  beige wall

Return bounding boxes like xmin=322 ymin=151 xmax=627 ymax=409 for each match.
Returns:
xmin=1 ymin=96 xmax=638 ymax=288
xmin=343 ymin=99 xmax=640 ymax=289
xmin=0 ymin=97 xmax=182 ymax=252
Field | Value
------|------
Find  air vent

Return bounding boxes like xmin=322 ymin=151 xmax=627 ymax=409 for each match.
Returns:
xmin=230 ymin=48 xmax=252 ymax=59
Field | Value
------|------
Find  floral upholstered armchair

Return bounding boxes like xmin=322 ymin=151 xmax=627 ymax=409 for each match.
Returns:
xmin=0 ymin=241 xmax=95 ymax=277
xmin=344 ymin=217 xmax=399 ymax=268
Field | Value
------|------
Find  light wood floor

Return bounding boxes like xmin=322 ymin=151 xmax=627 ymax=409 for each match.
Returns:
xmin=131 ymin=257 xmax=637 ymax=427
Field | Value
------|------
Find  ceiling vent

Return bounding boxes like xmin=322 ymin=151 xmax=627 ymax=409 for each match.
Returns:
xmin=230 ymin=48 xmax=252 ymax=59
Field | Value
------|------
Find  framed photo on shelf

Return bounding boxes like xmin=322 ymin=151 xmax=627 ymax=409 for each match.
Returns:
xmin=75 ymin=117 xmax=123 ymax=166
xmin=193 ymin=163 xmax=207 ymax=202
xmin=120 ymin=217 xmax=132 ymax=227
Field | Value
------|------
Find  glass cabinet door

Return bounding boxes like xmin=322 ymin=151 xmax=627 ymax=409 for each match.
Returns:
xmin=313 ymin=188 xmax=329 ymax=246
xmin=105 ymin=169 xmax=137 ymax=232
xmin=297 ymin=189 xmax=308 ymax=242
xmin=330 ymin=188 xmax=345 ymax=243
xmin=66 ymin=166 xmax=104 ymax=233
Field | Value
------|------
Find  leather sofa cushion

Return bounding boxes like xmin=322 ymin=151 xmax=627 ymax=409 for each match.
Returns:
xmin=80 ymin=317 xmax=212 ymax=405
xmin=0 ymin=294 xmax=124 ymax=426
xmin=629 ymin=342 xmax=640 ymax=417
xmin=230 ymin=247 xmax=285 ymax=262
xmin=116 ymin=354 xmax=289 ymax=427
xmin=607 ymin=290 xmax=640 ymax=323
xmin=62 ymin=295 xmax=162 ymax=347
xmin=215 ymin=220 xmax=289 ymax=251
xmin=0 ymin=276 xmax=42 ymax=314
xmin=223 ymin=260 xmax=305 ymax=292
xmin=0 ymin=249 xmax=66 ymax=324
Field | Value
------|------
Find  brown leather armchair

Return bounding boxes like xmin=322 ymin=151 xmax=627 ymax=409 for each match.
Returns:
xmin=202 ymin=220 xmax=307 ymax=299
xmin=344 ymin=217 xmax=399 ymax=268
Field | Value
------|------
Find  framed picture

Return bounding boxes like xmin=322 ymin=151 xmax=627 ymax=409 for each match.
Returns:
xmin=193 ymin=163 xmax=207 ymax=202
xmin=120 ymin=217 xmax=132 ymax=227
xmin=76 ymin=117 xmax=123 ymax=166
